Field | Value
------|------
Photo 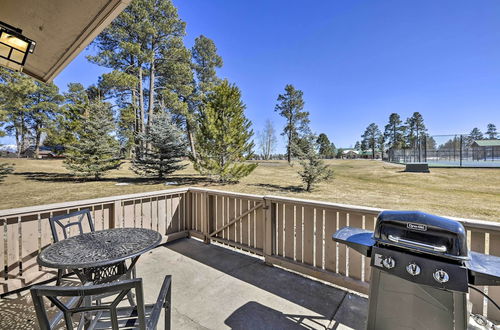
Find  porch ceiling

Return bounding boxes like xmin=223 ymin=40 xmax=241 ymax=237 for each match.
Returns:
xmin=2 ymin=0 xmax=131 ymax=82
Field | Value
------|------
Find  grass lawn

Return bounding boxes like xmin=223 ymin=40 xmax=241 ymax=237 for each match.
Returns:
xmin=0 ymin=158 xmax=498 ymax=222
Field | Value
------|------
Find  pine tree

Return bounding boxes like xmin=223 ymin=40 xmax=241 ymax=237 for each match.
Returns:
xmin=27 ymin=81 xmax=63 ymax=158
xmin=194 ymin=80 xmax=257 ymax=183
xmin=64 ymin=101 xmax=122 ymax=180
xmin=132 ymin=111 xmax=187 ymax=178
xmin=383 ymin=113 xmax=404 ymax=161
xmin=469 ymin=127 xmax=483 ymax=143
xmin=295 ymin=134 xmax=333 ymax=191
xmin=316 ymin=133 xmax=335 ymax=159
xmin=275 ymin=84 xmax=310 ymax=163
xmin=361 ymin=123 xmax=382 ymax=159
xmin=405 ymin=112 xmax=427 ymax=162
xmin=486 ymin=123 xmax=498 ymax=139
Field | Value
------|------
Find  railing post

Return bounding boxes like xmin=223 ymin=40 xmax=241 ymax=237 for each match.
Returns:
xmin=203 ymin=192 xmax=210 ymax=244
xmin=110 ymin=200 xmax=121 ymax=229
xmin=263 ymin=198 xmax=275 ymax=265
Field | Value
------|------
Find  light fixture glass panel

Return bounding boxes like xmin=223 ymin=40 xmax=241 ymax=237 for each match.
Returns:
xmin=10 ymin=49 xmax=25 ymax=64
xmin=0 ymin=43 xmax=9 ymax=57
xmin=0 ymin=57 xmax=22 ymax=71
xmin=0 ymin=31 xmax=28 ymax=52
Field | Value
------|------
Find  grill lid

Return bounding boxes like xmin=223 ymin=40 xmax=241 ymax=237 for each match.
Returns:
xmin=373 ymin=211 xmax=468 ymax=261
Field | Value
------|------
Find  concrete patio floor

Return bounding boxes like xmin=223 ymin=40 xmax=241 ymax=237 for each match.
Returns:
xmin=0 ymin=238 xmax=368 ymax=329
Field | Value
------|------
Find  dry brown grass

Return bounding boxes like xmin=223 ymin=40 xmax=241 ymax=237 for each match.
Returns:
xmin=0 ymin=158 xmax=498 ymax=221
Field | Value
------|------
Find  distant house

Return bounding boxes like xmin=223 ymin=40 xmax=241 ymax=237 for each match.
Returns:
xmin=341 ymin=149 xmax=359 ymax=159
xmin=471 ymin=139 xmax=500 ymax=161
xmin=21 ymin=146 xmax=65 ymax=159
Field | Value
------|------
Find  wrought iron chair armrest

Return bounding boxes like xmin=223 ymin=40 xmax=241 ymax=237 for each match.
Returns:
xmin=147 ymin=275 xmax=172 ymax=330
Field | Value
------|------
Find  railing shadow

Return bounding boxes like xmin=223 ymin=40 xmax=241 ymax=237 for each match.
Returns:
xmin=164 ymin=238 xmax=368 ymax=328
xmin=225 ymin=301 xmax=329 ymax=330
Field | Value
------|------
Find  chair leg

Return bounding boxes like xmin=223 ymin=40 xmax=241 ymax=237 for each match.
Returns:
xmin=126 ymin=266 xmax=136 ymax=306
xmin=165 ymin=282 xmax=171 ymax=330
xmin=55 ymin=269 xmax=63 ymax=286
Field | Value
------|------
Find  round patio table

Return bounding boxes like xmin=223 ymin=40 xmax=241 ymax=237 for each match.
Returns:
xmin=37 ymin=228 xmax=162 ymax=284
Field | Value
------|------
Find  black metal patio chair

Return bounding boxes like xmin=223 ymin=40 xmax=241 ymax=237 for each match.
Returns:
xmin=49 ymin=210 xmax=95 ymax=286
xmin=30 ymin=275 xmax=172 ymax=330
xmin=48 ymin=209 xmax=136 ymax=304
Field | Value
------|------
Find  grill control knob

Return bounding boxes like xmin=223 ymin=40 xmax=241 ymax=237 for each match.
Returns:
xmin=433 ymin=269 xmax=449 ymax=283
xmin=382 ymin=257 xmax=395 ymax=269
xmin=406 ymin=263 xmax=421 ymax=276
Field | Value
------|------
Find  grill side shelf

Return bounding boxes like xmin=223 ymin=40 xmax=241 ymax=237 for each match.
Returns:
xmin=468 ymin=252 xmax=500 ymax=286
xmin=332 ymin=226 xmax=374 ymax=257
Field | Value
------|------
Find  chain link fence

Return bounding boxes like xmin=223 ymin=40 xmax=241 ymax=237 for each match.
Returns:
xmin=388 ymin=134 xmax=500 ymax=168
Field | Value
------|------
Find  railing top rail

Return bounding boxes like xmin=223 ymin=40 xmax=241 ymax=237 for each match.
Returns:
xmin=263 ymin=195 xmax=383 ymax=216
xmin=188 ymin=187 xmax=264 ymax=200
xmin=0 ymin=186 xmax=498 ymax=233
xmin=0 ymin=187 xmax=189 ymax=218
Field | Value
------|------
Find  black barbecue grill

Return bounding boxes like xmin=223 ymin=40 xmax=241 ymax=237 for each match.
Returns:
xmin=333 ymin=210 xmax=500 ymax=330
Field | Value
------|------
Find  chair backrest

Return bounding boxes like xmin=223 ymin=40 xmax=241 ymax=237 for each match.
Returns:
xmin=30 ymin=278 xmax=147 ymax=330
xmin=49 ymin=209 xmax=95 ymax=242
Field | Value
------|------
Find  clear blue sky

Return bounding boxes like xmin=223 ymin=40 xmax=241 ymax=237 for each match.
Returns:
xmin=10 ymin=0 xmax=500 ymax=151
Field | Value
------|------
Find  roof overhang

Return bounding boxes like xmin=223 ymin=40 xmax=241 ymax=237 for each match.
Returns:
xmin=2 ymin=0 xmax=131 ymax=82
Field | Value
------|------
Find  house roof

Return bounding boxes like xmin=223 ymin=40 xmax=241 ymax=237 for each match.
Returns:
xmin=472 ymin=139 xmax=500 ymax=147
xmin=2 ymin=0 xmax=131 ymax=82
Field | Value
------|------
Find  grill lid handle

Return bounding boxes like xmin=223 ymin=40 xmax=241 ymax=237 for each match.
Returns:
xmin=388 ymin=234 xmax=447 ymax=253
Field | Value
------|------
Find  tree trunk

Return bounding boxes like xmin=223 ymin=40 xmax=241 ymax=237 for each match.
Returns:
xmin=34 ymin=124 xmax=41 ymax=159
xmin=186 ymin=121 xmax=197 ymax=160
xmin=138 ymin=67 xmax=145 ymax=134
xmin=147 ymin=61 xmax=155 ymax=130
xmin=287 ymin=130 xmax=292 ymax=163
xmin=15 ymin=129 xmax=21 ymax=158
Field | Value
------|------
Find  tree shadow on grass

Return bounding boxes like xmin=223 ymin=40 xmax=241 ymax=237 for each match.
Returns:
xmin=250 ymin=183 xmax=304 ymax=193
xmin=13 ymin=171 xmax=213 ymax=186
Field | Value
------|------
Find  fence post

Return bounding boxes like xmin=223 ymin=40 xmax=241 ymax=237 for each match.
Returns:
xmin=263 ymin=198 xmax=275 ymax=265
xmin=460 ymin=135 xmax=463 ymax=167
xmin=110 ymin=201 xmax=121 ymax=229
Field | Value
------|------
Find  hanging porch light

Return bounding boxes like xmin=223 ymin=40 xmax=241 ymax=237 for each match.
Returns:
xmin=0 ymin=21 xmax=36 ymax=71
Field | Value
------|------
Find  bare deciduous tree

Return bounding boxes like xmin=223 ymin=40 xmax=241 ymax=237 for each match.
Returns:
xmin=258 ymin=119 xmax=277 ymax=160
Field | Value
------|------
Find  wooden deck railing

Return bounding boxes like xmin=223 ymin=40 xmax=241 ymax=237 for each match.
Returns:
xmin=1 ymin=187 xmax=499 ymax=321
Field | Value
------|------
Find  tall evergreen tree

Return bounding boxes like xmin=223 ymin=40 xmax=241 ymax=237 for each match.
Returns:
xmin=64 ymin=101 xmax=122 ymax=180
xmin=361 ymin=123 xmax=382 ymax=159
xmin=27 ymin=82 xmax=63 ymax=157
xmin=405 ymin=112 xmax=427 ymax=162
xmin=157 ymin=38 xmax=197 ymax=159
xmin=316 ymin=133 xmax=335 ymax=159
xmin=89 ymin=0 xmax=186 ymax=136
xmin=132 ymin=111 xmax=186 ymax=178
xmin=295 ymin=134 xmax=333 ymax=191
xmin=194 ymin=80 xmax=257 ymax=183
xmin=0 ymin=68 xmax=36 ymax=156
xmin=45 ymin=83 xmax=90 ymax=151
xmin=275 ymin=84 xmax=310 ymax=163
xmin=187 ymin=35 xmax=224 ymax=160
xmin=383 ymin=113 xmax=404 ymax=154
xmin=192 ymin=35 xmax=223 ymax=95
xmin=469 ymin=127 xmax=483 ymax=141
xmin=486 ymin=123 xmax=498 ymax=139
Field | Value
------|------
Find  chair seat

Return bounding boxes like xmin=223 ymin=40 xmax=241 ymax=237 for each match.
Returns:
xmin=88 ymin=304 xmax=156 ymax=329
